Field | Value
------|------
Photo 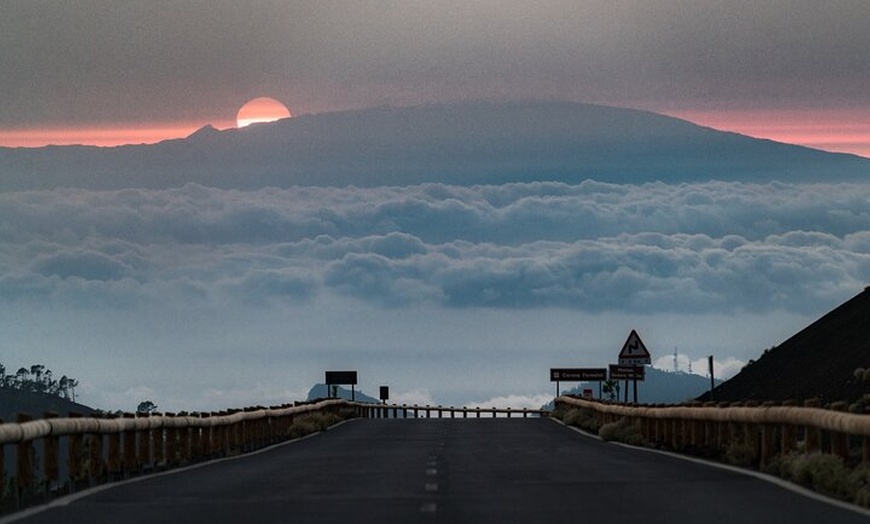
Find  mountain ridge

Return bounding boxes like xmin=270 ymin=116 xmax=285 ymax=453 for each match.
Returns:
xmin=2 ymin=100 xmax=868 ymax=191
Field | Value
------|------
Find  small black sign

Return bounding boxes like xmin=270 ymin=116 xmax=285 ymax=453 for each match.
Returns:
xmin=325 ymin=371 xmax=358 ymax=385
xmin=379 ymin=386 xmax=389 ymax=401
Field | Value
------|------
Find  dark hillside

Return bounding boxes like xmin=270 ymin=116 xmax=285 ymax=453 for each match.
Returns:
xmin=699 ymin=287 xmax=870 ymax=404
xmin=0 ymin=389 xmax=97 ymax=422
xmin=2 ymin=101 xmax=869 ymax=191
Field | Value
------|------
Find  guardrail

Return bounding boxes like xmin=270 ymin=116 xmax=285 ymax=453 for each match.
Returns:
xmin=555 ymin=396 xmax=870 ymax=465
xmin=0 ymin=399 xmax=547 ymax=514
xmin=0 ymin=399 xmax=353 ymax=512
xmin=358 ymin=403 xmax=548 ymax=419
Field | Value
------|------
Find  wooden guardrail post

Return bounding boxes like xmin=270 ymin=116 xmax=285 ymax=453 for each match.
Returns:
xmin=759 ymin=402 xmax=776 ymax=466
xmin=211 ymin=413 xmax=224 ymax=458
xmin=164 ymin=413 xmax=178 ymax=466
xmin=43 ymin=412 xmax=60 ymax=491
xmin=16 ymin=413 xmax=34 ymax=498
xmin=179 ymin=413 xmax=192 ymax=464
xmin=122 ymin=413 xmax=136 ymax=476
xmin=702 ymin=402 xmax=716 ymax=449
xmin=230 ymin=411 xmax=242 ymax=454
xmin=136 ymin=413 xmax=151 ymax=471
xmin=803 ymin=399 xmax=821 ymax=453
xmin=107 ymin=414 xmax=122 ymax=480
xmin=829 ymin=402 xmax=849 ymax=461
xmin=192 ymin=415 xmax=204 ymax=461
xmin=87 ymin=415 xmax=104 ymax=484
xmin=67 ymin=412 xmax=84 ymax=488
xmin=717 ymin=402 xmax=731 ymax=452
xmin=152 ymin=416 xmax=165 ymax=468
xmin=780 ymin=400 xmax=798 ymax=456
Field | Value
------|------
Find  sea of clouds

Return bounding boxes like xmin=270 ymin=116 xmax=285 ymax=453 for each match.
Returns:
xmin=2 ymin=179 xmax=868 ymax=411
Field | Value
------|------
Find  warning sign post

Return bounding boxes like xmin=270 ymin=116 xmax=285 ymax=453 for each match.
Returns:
xmin=616 ymin=330 xmax=652 ymax=404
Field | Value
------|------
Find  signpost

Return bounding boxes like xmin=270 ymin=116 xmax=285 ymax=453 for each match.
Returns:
xmin=608 ymin=364 xmax=645 ymax=381
xmin=379 ymin=385 xmax=389 ymax=404
xmin=616 ymin=329 xmax=652 ymax=404
xmin=325 ymin=370 xmax=358 ymax=401
xmin=550 ymin=368 xmax=607 ymax=397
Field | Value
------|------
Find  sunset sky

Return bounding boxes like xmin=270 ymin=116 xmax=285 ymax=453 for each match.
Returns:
xmin=1 ymin=1 xmax=868 ymax=156
xmin=2 ymin=2 xmax=870 ymax=413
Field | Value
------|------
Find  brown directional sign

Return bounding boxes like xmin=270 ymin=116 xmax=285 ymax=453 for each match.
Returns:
xmin=325 ymin=371 xmax=358 ymax=385
xmin=550 ymin=368 xmax=607 ymax=382
xmin=609 ymin=364 xmax=645 ymax=381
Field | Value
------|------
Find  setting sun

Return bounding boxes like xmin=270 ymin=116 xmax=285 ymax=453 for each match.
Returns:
xmin=236 ymin=97 xmax=292 ymax=128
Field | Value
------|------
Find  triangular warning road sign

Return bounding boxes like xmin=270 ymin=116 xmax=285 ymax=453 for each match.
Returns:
xmin=618 ymin=329 xmax=651 ymax=364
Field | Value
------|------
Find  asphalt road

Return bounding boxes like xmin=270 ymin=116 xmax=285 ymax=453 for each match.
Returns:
xmin=5 ymin=419 xmax=868 ymax=524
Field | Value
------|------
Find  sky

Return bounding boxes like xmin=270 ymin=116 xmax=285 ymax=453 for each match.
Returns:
xmin=1 ymin=2 xmax=870 ymax=413
xmin=1 ymin=1 xmax=869 ymax=156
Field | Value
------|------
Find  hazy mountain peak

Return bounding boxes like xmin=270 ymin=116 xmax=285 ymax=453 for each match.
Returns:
xmin=1 ymin=101 xmax=868 ymax=192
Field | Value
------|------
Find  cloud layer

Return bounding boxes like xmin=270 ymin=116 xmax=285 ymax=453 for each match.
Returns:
xmin=3 ymin=179 xmax=868 ymax=410
xmin=3 ymin=180 xmax=868 ymax=315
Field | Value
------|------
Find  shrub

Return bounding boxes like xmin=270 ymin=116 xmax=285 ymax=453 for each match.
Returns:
xmin=287 ymin=409 xmax=356 ymax=439
xmin=599 ymin=418 xmax=643 ymax=445
xmin=780 ymin=453 xmax=855 ymax=502
xmin=851 ymin=465 xmax=870 ymax=508
xmin=562 ymin=408 xmax=601 ymax=434
xmin=723 ymin=438 xmax=757 ymax=467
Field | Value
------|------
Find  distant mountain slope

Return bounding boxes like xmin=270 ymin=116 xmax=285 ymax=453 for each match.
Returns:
xmin=699 ymin=287 xmax=870 ymax=404
xmin=2 ymin=101 xmax=868 ymax=191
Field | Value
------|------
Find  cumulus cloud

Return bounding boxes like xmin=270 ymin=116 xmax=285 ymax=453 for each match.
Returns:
xmin=465 ymin=393 xmax=553 ymax=411
xmin=2 ymin=181 xmax=869 ymax=314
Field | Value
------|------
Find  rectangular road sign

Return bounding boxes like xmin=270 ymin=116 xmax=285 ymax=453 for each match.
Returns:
xmin=325 ymin=370 xmax=358 ymax=385
xmin=550 ymin=368 xmax=607 ymax=382
xmin=609 ymin=364 xmax=645 ymax=381
xmin=379 ymin=386 xmax=389 ymax=401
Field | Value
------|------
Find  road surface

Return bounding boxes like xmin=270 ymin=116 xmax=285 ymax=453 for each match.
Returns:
xmin=5 ymin=419 xmax=868 ymax=523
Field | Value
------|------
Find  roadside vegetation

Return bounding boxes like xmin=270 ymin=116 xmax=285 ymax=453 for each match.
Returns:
xmin=287 ymin=407 xmax=357 ymax=439
xmin=552 ymin=383 xmax=870 ymax=509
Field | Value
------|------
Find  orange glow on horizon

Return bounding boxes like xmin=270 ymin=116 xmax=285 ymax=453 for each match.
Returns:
xmin=0 ymin=121 xmax=235 ymax=148
xmin=663 ymin=108 xmax=870 ymax=159
xmin=0 ymin=108 xmax=867 ymax=159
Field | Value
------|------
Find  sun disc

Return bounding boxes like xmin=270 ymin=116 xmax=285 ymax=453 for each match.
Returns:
xmin=236 ymin=97 xmax=292 ymax=128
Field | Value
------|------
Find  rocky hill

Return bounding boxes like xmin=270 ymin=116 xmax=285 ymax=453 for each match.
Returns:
xmin=699 ymin=287 xmax=870 ymax=405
